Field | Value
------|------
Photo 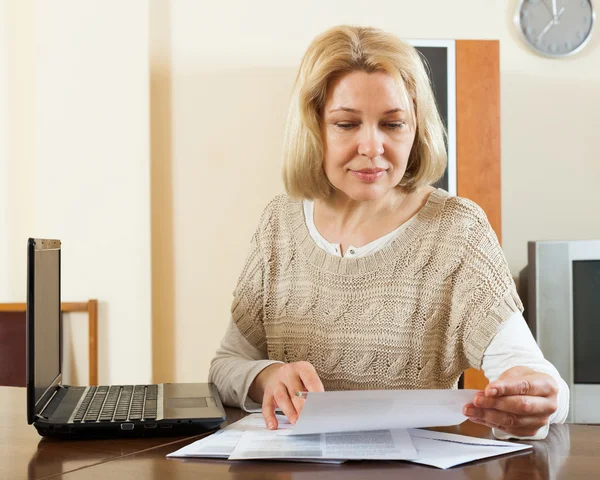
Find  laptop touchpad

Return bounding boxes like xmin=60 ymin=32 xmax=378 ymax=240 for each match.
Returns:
xmin=168 ymin=397 xmax=207 ymax=409
xmin=162 ymin=384 xmax=222 ymax=419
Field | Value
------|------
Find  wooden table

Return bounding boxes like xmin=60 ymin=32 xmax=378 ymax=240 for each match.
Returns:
xmin=0 ymin=386 xmax=209 ymax=479
xmin=3 ymin=386 xmax=600 ymax=479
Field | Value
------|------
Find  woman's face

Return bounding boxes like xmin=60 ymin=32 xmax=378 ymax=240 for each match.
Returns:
xmin=321 ymin=70 xmax=416 ymax=202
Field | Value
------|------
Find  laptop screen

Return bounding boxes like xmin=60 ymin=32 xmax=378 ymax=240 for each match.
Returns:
xmin=26 ymin=238 xmax=61 ymax=423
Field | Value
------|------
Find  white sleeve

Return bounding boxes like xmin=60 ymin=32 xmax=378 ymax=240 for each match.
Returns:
xmin=481 ymin=311 xmax=570 ymax=440
xmin=208 ymin=318 xmax=283 ymax=412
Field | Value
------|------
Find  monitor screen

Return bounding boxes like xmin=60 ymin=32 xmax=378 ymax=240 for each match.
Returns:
xmin=573 ymin=260 xmax=600 ymax=384
xmin=415 ymin=45 xmax=449 ymax=192
xmin=27 ymin=239 xmax=61 ymax=419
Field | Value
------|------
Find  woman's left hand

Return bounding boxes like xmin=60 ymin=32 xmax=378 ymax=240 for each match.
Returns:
xmin=463 ymin=366 xmax=559 ymax=437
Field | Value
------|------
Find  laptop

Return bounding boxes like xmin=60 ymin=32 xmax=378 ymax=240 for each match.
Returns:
xmin=26 ymin=238 xmax=227 ymax=438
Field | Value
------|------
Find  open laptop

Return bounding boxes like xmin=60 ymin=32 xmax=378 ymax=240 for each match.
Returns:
xmin=26 ymin=238 xmax=227 ymax=438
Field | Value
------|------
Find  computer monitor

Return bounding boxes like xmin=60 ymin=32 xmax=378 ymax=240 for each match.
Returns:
xmin=519 ymin=240 xmax=600 ymax=424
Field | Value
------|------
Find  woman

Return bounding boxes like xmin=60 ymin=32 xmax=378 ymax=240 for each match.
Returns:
xmin=209 ymin=25 xmax=568 ymax=440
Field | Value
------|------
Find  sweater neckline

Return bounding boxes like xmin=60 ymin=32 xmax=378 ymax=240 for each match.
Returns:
xmin=286 ymin=188 xmax=450 ymax=274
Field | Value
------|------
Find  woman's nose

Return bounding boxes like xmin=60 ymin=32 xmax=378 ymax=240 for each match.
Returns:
xmin=357 ymin=125 xmax=384 ymax=158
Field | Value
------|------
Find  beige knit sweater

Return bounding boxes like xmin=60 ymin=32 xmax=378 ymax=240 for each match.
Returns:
xmin=227 ymin=188 xmax=523 ymax=394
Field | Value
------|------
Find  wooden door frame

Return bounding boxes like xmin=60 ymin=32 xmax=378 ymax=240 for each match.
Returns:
xmin=456 ymin=40 xmax=501 ymax=390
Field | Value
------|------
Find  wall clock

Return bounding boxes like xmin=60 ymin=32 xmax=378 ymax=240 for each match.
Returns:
xmin=515 ymin=0 xmax=596 ymax=57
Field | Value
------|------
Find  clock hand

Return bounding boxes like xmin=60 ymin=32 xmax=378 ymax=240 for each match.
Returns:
xmin=537 ymin=6 xmax=565 ymax=42
xmin=537 ymin=19 xmax=555 ymax=41
xmin=551 ymin=0 xmax=559 ymax=22
xmin=541 ymin=0 xmax=555 ymax=18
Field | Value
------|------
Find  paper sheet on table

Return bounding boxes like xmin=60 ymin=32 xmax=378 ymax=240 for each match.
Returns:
xmin=167 ymin=414 xmax=292 ymax=459
xmin=167 ymin=413 xmax=532 ymax=468
xmin=229 ymin=428 xmax=417 ymax=461
xmin=291 ymin=389 xmax=478 ymax=435
xmin=166 ymin=414 xmax=344 ymax=464
xmin=407 ymin=429 xmax=532 ymax=469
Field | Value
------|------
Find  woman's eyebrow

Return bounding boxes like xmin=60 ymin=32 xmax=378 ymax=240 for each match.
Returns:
xmin=328 ymin=107 xmax=405 ymax=115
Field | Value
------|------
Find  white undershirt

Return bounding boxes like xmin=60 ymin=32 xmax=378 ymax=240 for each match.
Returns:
xmin=302 ymin=199 xmax=569 ymax=439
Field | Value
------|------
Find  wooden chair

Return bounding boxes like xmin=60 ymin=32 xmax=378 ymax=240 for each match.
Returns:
xmin=0 ymin=300 xmax=98 ymax=387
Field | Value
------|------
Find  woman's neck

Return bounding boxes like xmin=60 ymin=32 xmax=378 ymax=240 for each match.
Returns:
xmin=312 ymin=185 xmax=435 ymax=250
xmin=315 ymin=188 xmax=409 ymax=236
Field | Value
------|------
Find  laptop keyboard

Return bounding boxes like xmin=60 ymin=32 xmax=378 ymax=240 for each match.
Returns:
xmin=73 ymin=385 xmax=158 ymax=423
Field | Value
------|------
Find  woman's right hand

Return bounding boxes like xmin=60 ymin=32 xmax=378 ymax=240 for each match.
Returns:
xmin=251 ymin=361 xmax=324 ymax=430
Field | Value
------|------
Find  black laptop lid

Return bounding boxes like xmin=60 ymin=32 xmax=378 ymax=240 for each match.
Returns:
xmin=26 ymin=238 xmax=62 ymax=424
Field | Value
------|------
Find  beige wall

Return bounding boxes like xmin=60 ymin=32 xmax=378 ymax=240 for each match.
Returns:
xmin=2 ymin=0 xmax=599 ymax=384
xmin=36 ymin=0 xmax=152 ymax=385
xmin=1 ymin=0 xmax=152 ymax=385
xmin=1 ymin=0 xmax=35 ymax=299
xmin=1 ymin=0 xmax=8 ymax=296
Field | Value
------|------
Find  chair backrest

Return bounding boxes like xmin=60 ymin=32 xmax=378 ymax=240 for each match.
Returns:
xmin=0 ymin=310 xmax=27 ymax=386
xmin=0 ymin=300 xmax=98 ymax=387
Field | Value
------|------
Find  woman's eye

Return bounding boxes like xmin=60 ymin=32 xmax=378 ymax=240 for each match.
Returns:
xmin=384 ymin=122 xmax=405 ymax=129
xmin=334 ymin=122 xmax=406 ymax=130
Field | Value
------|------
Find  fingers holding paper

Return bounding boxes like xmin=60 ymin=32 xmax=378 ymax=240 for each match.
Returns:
xmin=463 ymin=366 xmax=559 ymax=437
xmin=260 ymin=361 xmax=324 ymax=430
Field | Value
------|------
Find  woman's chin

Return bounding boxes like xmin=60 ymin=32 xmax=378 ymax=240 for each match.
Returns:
xmin=337 ymin=185 xmax=390 ymax=202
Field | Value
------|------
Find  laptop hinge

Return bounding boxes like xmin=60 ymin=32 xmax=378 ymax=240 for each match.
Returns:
xmin=37 ymin=386 xmax=61 ymax=419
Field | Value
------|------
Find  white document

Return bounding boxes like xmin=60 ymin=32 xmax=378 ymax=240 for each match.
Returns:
xmin=167 ymin=414 xmax=293 ymax=459
xmin=407 ymin=429 xmax=532 ymax=469
xmin=167 ymin=414 xmax=344 ymax=463
xmin=229 ymin=428 xmax=417 ymax=461
xmin=167 ymin=413 xmax=532 ymax=469
xmin=291 ymin=389 xmax=478 ymax=435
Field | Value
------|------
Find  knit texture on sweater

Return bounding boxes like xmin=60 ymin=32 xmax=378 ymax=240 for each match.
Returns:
xmin=231 ymin=189 xmax=523 ymax=390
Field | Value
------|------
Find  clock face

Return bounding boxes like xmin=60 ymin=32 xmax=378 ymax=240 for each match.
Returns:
xmin=517 ymin=0 xmax=595 ymax=57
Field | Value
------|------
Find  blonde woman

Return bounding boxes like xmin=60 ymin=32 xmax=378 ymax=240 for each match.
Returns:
xmin=209 ymin=25 xmax=569 ymax=440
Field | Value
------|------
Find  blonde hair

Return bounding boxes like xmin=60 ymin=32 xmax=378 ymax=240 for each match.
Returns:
xmin=282 ymin=25 xmax=447 ymax=199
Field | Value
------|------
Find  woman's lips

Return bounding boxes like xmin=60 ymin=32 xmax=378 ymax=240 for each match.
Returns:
xmin=350 ymin=169 xmax=386 ymax=183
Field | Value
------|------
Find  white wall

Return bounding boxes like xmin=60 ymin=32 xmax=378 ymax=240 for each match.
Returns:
xmin=500 ymin=1 xmax=600 ymax=276
xmin=2 ymin=0 xmax=36 ymax=299
xmin=0 ymin=0 xmax=152 ymax=385
xmin=2 ymin=0 xmax=599 ymax=384
xmin=34 ymin=0 xmax=152 ymax=384
xmin=0 ymin=0 xmax=9 ymax=296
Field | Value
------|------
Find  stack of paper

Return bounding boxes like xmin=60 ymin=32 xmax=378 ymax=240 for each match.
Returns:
xmin=167 ymin=415 xmax=346 ymax=464
xmin=167 ymin=414 xmax=531 ymax=469
xmin=167 ymin=390 xmax=532 ymax=469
